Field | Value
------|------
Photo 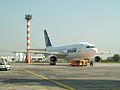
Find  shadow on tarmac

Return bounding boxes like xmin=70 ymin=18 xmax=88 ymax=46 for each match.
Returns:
xmin=30 ymin=63 xmax=71 ymax=67
xmin=1 ymin=78 xmax=120 ymax=90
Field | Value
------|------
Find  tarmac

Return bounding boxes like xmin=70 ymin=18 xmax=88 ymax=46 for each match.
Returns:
xmin=0 ymin=62 xmax=120 ymax=90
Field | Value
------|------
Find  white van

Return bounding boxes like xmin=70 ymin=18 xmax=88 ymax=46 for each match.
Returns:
xmin=0 ymin=58 xmax=11 ymax=71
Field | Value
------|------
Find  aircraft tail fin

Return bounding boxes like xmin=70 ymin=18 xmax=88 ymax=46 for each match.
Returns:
xmin=44 ymin=30 xmax=52 ymax=47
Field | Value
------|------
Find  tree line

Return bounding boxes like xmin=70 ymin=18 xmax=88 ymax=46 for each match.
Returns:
xmin=107 ymin=54 xmax=120 ymax=62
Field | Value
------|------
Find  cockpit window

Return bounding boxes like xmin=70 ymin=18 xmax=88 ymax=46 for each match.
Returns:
xmin=86 ymin=46 xmax=90 ymax=48
xmin=86 ymin=46 xmax=95 ymax=48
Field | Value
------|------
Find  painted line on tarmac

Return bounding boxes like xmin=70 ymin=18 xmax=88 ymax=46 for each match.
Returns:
xmin=16 ymin=66 xmax=75 ymax=90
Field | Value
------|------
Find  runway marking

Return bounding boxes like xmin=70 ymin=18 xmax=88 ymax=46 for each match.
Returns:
xmin=16 ymin=66 xmax=75 ymax=90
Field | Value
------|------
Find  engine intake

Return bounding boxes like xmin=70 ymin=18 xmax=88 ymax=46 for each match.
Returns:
xmin=94 ymin=56 xmax=101 ymax=62
xmin=50 ymin=56 xmax=57 ymax=62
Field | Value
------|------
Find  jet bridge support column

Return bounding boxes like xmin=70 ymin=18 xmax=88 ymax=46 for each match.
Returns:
xmin=25 ymin=14 xmax=32 ymax=64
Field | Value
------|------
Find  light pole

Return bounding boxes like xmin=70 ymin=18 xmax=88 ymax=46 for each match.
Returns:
xmin=25 ymin=14 xmax=32 ymax=64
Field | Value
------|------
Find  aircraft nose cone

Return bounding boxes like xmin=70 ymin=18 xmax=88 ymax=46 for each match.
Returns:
xmin=90 ymin=48 xmax=98 ymax=55
xmin=85 ymin=48 xmax=98 ymax=58
xmin=93 ymin=48 xmax=98 ymax=53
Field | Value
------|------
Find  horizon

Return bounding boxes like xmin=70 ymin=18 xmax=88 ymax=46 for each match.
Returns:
xmin=0 ymin=0 xmax=120 ymax=57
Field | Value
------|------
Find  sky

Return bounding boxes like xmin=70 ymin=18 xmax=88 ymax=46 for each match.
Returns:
xmin=0 ymin=0 xmax=120 ymax=56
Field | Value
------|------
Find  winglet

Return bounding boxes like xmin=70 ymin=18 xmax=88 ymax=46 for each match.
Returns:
xmin=44 ymin=30 xmax=52 ymax=47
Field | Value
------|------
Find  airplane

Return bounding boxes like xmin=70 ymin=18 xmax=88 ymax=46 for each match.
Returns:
xmin=1 ymin=29 xmax=111 ymax=64
xmin=36 ymin=30 xmax=99 ymax=65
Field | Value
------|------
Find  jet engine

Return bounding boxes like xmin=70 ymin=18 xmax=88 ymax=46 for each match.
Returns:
xmin=47 ymin=55 xmax=57 ymax=65
xmin=94 ymin=56 xmax=102 ymax=62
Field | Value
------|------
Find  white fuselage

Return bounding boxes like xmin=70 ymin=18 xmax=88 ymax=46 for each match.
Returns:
xmin=46 ymin=42 xmax=98 ymax=60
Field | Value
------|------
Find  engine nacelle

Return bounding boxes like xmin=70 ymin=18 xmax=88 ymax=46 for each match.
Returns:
xmin=94 ymin=56 xmax=102 ymax=62
xmin=46 ymin=55 xmax=57 ymax=65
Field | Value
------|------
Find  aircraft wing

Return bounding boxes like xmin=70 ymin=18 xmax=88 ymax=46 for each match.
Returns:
xmin=28 ymin=49 xmax=68 ymax=58
xmin=30 ymin=50 xmax=68 ymax=56
xmin=12 ymin=49 xmax=46 ymax=54
xmin=0 ymin=49 xmax=68 ymax=57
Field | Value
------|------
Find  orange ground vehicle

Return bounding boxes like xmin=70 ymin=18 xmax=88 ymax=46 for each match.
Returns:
xmin=70 ymin=59 xmax=88 ymax=66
